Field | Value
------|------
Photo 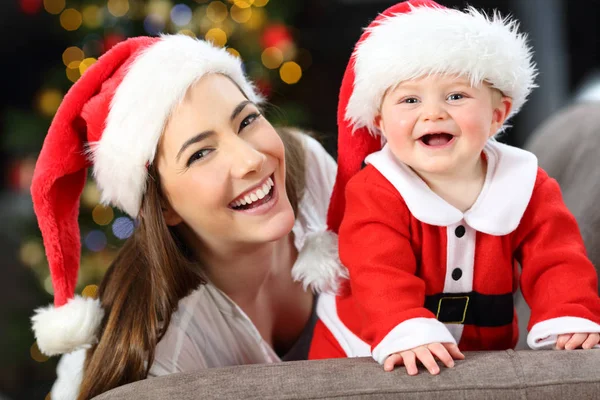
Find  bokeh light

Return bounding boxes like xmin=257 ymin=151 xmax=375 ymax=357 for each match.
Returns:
xmin=81 ymin=284 xmax=99 ymax=298
xmin=112 ymin=217 xmax=135 ymax=239
xmin=233 ymin=0 xmax=252 ymax=8
xmin=82 ymin=182 xmax=101 ymax=208
xmin=230 ymin=4 xmax=251 ymax=23
xmin=66 ymin=61 xmax=81 ymax=82
xmin=171 ymin=3 xmax=192 ymax=26
xmin=178 ymin=29 xmax=196 ymax=38
xmin=19 ymin=240 xmax=45 ymax=267
xmin=43 ymin=0 xmax=65 ymax=15
xmin=205 ymin=28 xmax=227 ymax=47
xmin=37 ymin=89 xmax=62 ymax=117
xmin=62 ymin=46 xmax=84 ymax=67
xmin=253 ymin=0 xmax=269 ymax=7
xmin=85 ymin=230 xmax=108 ymax=252
xmin=78 ymin=57 xmax=97 ymax=75
xmin=144 ymin=13 xmax=165 ymax=35
xmin=261 ymin=47 xmax=283 ymax=69
xmin=20 ymin=0 xmax=42 ymax=15
xmin=206 ymin=1 xmax=227 ymax=23
xmin=30 ymin=342 xmax=50 ymax=363
xmin=279 ymin=61 xmax=302 ymax=84
xmin=60 ymin=8 xmax=83 ymax=31
xmin=108 ymin=0 xmax=129 ymax=17
xmin=147 ymin=0 xmax=173 ymax=21
xmin=82 ymin=5 xmax=104 ymax=28
xmin=227 ymin=47 xmax=241 ymax=59
xmin=92 ymin=205 xmax=114 ymax=226
xmin=244 ymin=7 xmax=266 ymax=30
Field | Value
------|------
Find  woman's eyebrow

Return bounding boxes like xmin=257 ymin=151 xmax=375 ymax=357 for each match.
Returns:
xmin=230 ymin=100 xmax=254 ymax=121
xmin=176 ymin=130 xmax=215 ymax=162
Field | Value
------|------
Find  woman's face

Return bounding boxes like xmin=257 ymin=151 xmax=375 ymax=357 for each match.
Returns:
xmin=155 ymin=74 xmax=295 ymax=252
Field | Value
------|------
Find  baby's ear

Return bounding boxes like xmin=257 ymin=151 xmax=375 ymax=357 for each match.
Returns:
xmin=374 ymin=114 xmax=383 ymax=131
xmin=490 ymin=96 xmax=513 ymax=136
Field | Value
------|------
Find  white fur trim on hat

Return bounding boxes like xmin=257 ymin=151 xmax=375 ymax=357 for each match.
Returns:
xmin=31 ymin=296 xmax=104 ymax=356
xmin=346 ymin=5 xmax=537 ymax=135
xmin=292 ymin=230 xmax=349 ymax=294
xmin=91 ymin=34 xmax=263 ymax=217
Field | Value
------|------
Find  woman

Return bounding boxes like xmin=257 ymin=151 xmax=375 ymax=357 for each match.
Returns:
xmin=30 ymin=35 xmax=344 ymax=400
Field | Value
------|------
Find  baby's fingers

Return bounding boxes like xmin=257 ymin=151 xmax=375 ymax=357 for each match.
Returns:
xmin=556 ymin=333 xmax=572 ymax=350
xmin=582 ymin=333 xmax=600 ymax=350
xmin=443 ymin=343 xmax=465 ymax=360
xmin=401 ymin=350 xmax=419 ymax=376
xmin=565 ymin=333 xmax=588 ymax=350
xmin=427 ymin=343 xmax=454 ymax=368
xmin=413 ymin=347 xmax=440 ymax=375
xmin=384 ymin=353 xmax=403 ymax=372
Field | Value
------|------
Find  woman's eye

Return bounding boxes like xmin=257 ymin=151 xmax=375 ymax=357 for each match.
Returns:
xmin=448 ymin=93 xmax=464 ymax=101
xmin=239 ymin=112 xmax=261 ymax=132
xmin=186 ymin=148 xmax=212 ymax=167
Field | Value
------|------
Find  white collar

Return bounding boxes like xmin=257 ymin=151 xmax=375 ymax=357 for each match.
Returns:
xmin=365 ymin=140 xmax=538 ymax=235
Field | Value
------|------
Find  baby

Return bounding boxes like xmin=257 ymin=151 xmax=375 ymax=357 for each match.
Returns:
xmin=308 ymin=0 xmax=600 ymax=375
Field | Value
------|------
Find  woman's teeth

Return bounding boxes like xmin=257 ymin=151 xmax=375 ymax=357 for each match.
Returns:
xmin=231 ymin=177 xmax=274 ymax=208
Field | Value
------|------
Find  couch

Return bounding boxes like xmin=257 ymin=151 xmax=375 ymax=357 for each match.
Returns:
xmin=94 ymin=103 xmax=600 ymax=399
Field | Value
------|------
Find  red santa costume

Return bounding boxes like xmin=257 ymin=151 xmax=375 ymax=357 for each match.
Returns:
xmin=307 ymin=0 xmax=600 ymax=363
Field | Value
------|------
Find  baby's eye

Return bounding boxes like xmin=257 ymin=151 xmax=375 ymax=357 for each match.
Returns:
xmin=401 ymin=97 xmax=419 ymax=104
xmin=447 ymin=93 xmax=464 ymax=101
xmin=186 ymin=148 xmax=213 ymax=167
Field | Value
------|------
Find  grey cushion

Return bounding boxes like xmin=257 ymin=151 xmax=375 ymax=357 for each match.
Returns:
xmin=94 ymin=350 xmax=600 ymax=400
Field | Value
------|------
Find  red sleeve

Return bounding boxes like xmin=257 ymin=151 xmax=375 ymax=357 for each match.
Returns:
xmin=515 ymin=168 xmax=600 ymax=330
xmin=339 ymin=167 xmax=453 ymax=356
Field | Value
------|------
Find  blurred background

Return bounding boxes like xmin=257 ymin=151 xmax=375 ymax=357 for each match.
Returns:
xmin=1 ymin=0 xmax=600 ymax=398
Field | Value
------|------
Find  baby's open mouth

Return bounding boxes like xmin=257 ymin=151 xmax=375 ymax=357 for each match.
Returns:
xmin=420 ymin=133 xmax=455 ymax=147
xmin=229 ymin=175 xmax=275 ymax=211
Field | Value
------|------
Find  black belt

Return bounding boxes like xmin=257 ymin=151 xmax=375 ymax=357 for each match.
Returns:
xmin=424 ymin=292 xmax=514 ymax=327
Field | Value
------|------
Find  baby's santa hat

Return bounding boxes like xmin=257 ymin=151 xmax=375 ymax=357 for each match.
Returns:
xmin=30 ymin=34 xmax=262 ymax=356
xmin=293 ymin=0 xmax=537 ymax=293
xmin=329 ymin=0 xmax=537 ymax=232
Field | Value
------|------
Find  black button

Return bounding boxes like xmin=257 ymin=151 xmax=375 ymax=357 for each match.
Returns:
xmin=455 ymin=225 xmax=466 ymax=238
xmin=452 ymin=268 xmax=462 ymax=281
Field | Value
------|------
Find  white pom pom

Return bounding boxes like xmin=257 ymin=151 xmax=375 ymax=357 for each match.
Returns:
xmin=31 ymin=295 xmax=105 ymax=356
xmin=292 ymin=230 xmax=349 ymax=294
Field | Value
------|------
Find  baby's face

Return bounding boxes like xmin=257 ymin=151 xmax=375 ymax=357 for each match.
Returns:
xmin=374 ymin=74 xmax=511 ymax=178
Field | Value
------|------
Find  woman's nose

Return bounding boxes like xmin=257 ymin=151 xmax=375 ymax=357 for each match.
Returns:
xmin=229 ymin=138 xmax=267 ymax=178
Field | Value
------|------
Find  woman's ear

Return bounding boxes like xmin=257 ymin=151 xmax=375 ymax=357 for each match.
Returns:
xmin=161 ymin=200 xmax=182 ymax=227
xmin=490 ymin=95 xmax=513 ymax=137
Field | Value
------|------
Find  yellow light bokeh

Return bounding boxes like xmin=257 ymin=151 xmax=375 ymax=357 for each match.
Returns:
xmin=206 ymin=1 xmax=227 ymax=23
xmin=147 ymin=0 xmax=173 ymax=20
xmin=37 ymin=89 xmax=63 ymax=117
xmin=279 ymin=61 xmax=302 ymax=84
xmin=233 ymin=0 xmax=253 ymax=8
xmin=82 ymin=284 xmax=99 ymax=299
xmin=261 ymin=47 xmax=283 ymax=69
xmin=108 ymin=0 xmax=130 ymax=17
xmin=243 ymin=7 xmax=265 ymax=30
xmin=20 ymin=240 xmax=45 ymax=267
xmin=205 ymin=28 xmax=227 ymax=47
xmin=79 ymin=58 xmax=97 ymax=76
xmin=230 ymin=4 xmax=251 ymax=23
xmin=82 ymin=5 xmax=103 ymax=28
xmin=253 ymin=0 xmax=269 ymax=7
xmin=82 ymin=182 xmax=101 ymax=207
xmin=92 ymin=204 xmax=114 ymax=226
xmin=44 ymin=0 xmax=65 ymax=15
xmin=227 ymin=48 xmax=241 ymax=59
xmin=62 ymin=46 xmax=84 ymax=67
xmin=31 ymin=342 xmax=50 ymax=363
xmin=66 ymin=61 xmax=81 ymax=82
xmin=178 ymin=29 xmax=196 ymax=38
xmin=60 ymin=8 xmax=82 ymax=31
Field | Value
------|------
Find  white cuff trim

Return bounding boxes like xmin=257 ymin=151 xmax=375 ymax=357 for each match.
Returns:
xmin=528 ymin=316 xmax=600 ymax=349
xmin=372 ymin=317 xmax=456 ymax=364
xmin=51 ymin=348 xmax=86 ymax=400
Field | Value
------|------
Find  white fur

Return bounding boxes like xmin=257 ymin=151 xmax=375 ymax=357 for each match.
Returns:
xmin=346 ymin=5 xmax=538 ymax=135
xmin=92 ymin=34 xmax=263 ymax=217
xmin=31 ymin=296 xmax=104 ymax=356
xmin=51 ymin=349 xmax=86 ymax=400
xmin=292 ymin=230 xmax=349 ymax=294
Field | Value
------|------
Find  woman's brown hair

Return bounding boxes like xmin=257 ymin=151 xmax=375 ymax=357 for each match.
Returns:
xmin=77 ymin=127 xmax=306 ymax=399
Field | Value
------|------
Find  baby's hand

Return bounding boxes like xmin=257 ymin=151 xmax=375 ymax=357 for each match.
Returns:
xmin=383 ymin=343 xmax=465 ymax=375
xmin=555 ymin=333 xmax=600 ymax=350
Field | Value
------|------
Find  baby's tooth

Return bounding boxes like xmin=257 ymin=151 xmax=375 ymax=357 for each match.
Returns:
xmin=268 ymin=177 xmax=274 ymax=186
xmin=240 ymin=198 xmax=247 ymax=205
xmin=250 ymin=193 xmax=258 ymax=202
xmin=262 ymin=183 xmax=270 ymax=193
xmin=257 ymin=189 xmax=265 ymax=199
xmin=244 ymin=195 xmax=252 ymax=204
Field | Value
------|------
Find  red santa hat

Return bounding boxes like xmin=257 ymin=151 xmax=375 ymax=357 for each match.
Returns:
xmin=328 ymin=0 xmax=537 ymax=232
xmin=30 ymin=34 xmax=262 ymax=356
